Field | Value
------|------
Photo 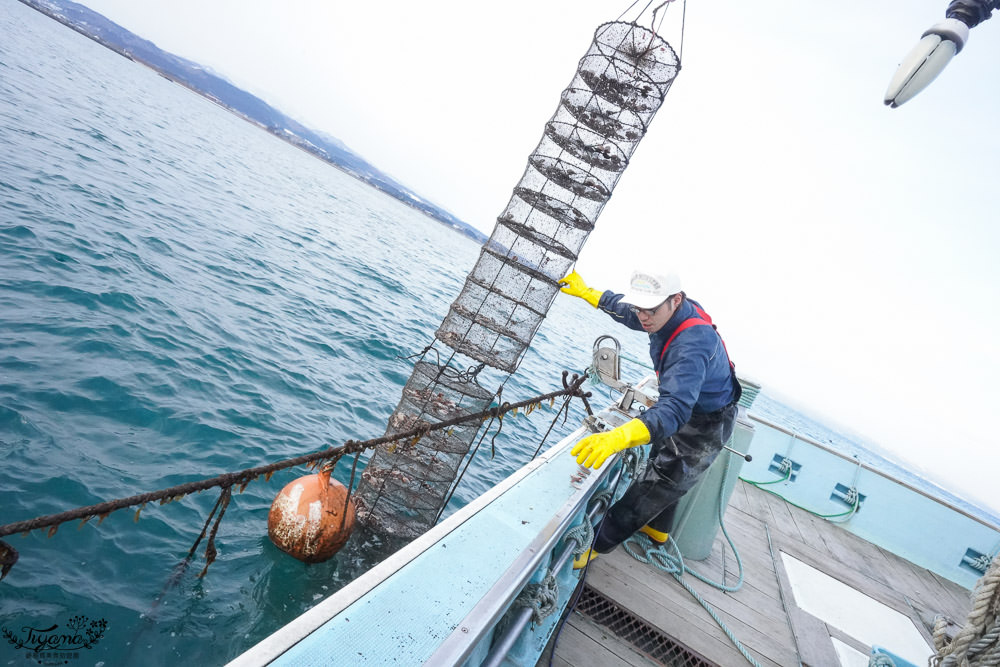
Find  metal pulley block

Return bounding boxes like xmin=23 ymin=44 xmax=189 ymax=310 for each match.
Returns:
xmin=591 ymin=335 xmax=625 ymax=390
xmin=590 ymin=335 xmax=658 ymax=413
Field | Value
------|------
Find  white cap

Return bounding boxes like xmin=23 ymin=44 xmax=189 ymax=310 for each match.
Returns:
xmin=619 ymin=270 xmax=682 ymax=309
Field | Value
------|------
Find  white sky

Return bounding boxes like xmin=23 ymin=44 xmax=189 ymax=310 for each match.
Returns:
xmin=78 ymin=0 xmax=1000 ymax=514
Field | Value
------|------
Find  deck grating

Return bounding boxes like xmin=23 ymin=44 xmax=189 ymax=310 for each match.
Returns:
xmin=575 ymin=584 xmax=713 ymax=667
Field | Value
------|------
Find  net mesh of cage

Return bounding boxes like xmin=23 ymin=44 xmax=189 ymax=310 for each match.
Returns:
xmin=354 ymin=22 xmax=679 ymax=538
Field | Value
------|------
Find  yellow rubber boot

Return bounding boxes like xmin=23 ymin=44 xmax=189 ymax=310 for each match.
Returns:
xmin=573 ymin=548 xmax=599 ymax=570
xmin=639 ymin=525 xmax=669 ymax=544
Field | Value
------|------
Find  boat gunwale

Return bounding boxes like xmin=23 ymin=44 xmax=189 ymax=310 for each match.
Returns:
xmin=427 ymin=430 xmax=627 ymax=665
xmin=229 ymin=421 xmax=600 ymax=666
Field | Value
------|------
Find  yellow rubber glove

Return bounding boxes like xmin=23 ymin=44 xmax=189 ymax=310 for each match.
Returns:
xmin=571 ymin=419 xmax=651 ymax=469
xmin=559 ymin=271 xmax=602 ymax=308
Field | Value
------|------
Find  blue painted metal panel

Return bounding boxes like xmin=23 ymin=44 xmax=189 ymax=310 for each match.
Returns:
xmin=741 ymin=417 xmax=999 ymax=589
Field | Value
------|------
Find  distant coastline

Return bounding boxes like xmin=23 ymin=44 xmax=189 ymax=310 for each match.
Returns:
xmin=17 ymin=0 xmax=489 ymax=245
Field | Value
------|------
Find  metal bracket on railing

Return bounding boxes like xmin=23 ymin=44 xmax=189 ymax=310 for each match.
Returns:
xmin=583 ymin=413 xmax=612 ymax=434
xmin=616 ymin=386 xmax=637 ymax=412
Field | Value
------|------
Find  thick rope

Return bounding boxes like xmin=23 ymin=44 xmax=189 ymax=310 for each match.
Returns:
xmin=935 ymin=615 xmax=954 ymax=655
xmin=0 ymin=541 xmax=17 ymax=581
xmin=740 ymin=466 xmax=861 ymax=522
xmin=933 ymin=555 xmax=1000 ymax=666
xmin=590 ymin=489 xmax=613 ymax=509
xmin=563 ymin=520 xmax=595 ymax=557
xmin=965 ymin=617 xmax=1000 ymax=663
xmin=512 ymin=572 xmax=559 ymax=626
xmin=0 ymin=373 xmax=592 ymax=580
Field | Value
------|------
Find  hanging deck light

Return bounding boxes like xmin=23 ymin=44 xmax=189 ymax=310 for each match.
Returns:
xmin=885 ymin=0 xmax=997 ymax=107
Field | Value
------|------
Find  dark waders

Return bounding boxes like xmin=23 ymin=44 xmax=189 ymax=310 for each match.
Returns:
xmin=593 ymin=402 xmax=738 ymax=553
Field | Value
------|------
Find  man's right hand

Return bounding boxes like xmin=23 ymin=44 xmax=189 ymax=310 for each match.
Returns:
xmin=559 ymin=271 xmax=602 ymax=308
xmin=571 ymin=418 xmax=651 ymax=469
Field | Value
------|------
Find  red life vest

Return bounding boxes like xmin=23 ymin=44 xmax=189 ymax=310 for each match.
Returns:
xmin=658 ymin=303 xmax=734 ymax=370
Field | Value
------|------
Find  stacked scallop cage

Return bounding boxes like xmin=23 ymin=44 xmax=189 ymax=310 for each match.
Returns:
xmin=355 ymin=22 xmax=680 ymax=538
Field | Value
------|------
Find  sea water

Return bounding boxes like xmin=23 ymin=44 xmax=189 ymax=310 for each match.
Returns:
xmin=0 ymin=4 xmax=618 ymax=664
xmin=0 ymin=2 xmax=993 ymax=666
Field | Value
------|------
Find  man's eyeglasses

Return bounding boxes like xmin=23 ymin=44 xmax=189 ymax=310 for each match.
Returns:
xmin=629 ymin=299 xmax=668 ymax=317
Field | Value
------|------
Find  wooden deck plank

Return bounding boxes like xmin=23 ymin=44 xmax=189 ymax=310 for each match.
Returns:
xmin=787 ymin=605 xmax=839 ymax=667
xmin=784 ymin=495 xmax=836 ymax=552
xmin=871 ymin=545 xmax=952 ymax=618
xmin=743 ymin=481 xmax=781 ymax=536
xmin=771 ymin=490 xmax=969 ymax=622
xmin=548 ymin=654 xmax=573 ymax=667
xmin=763 ymin=507 xmax=956 ymax=650
xmin=639 ymin=559 xmax=790 ymax=632
xmin=795 ymin=511 xmax=893 ymax=588
xmin=771 ymin=529 xmax=909 ymax=613
xmin=726 ymin=478 xmax=751 ymax=515
xmin=833 ymin=521 xmax=912 ymax=588
xmin=626 ymin=524 xmax=785 ymax=611
xmin=694 ymin=537 xmax=780 ymax=603
xmin=685 ymin=531 xmax=775 ymax=592
xmin=837 ymin=526 xmax=900 ymax=571
xmin=926 ymin=569 xmax=974 ymax=616
xmin=760 ymin=484 xmax=806 ymax=543
xmin=581 ymin=565 xmax=749 ymax=665
xmin=700 ymin=518 xmax=785 ymax=598
xmin=550 ymin=470 xmax=977 ymax=667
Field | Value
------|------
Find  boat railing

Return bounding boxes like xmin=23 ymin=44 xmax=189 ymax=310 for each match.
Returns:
xmin=429 ymin=453 xmax=628 ymax=666
xmin=741 ymin=413 xmax=999 ymax=589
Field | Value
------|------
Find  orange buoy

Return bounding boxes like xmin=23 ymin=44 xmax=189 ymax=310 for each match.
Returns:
xmin=267 ymin=468 xmax=356 ymax=563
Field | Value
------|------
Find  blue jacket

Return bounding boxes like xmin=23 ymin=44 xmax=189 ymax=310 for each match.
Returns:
xmin=597 ymin=292 xmax=737 ymax=442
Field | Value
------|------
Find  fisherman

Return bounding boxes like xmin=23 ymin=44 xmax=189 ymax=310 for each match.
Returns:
xmin=559 ymin=269 xmax=741 ymax=568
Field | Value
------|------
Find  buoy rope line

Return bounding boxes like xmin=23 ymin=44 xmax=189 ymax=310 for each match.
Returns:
xmin=932 ymin=553 xmax=1000 ymax=666
xmin=356 ymin=358 xmax=592 ymax=530
xmin=434 ymin=378 xmax=583 ymax=526
xmin=0 ymin=371 xmax=593 ymax=581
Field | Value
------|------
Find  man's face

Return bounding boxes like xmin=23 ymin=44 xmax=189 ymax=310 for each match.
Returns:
xmin=633 ymin=295 xmax=680 ymax=334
